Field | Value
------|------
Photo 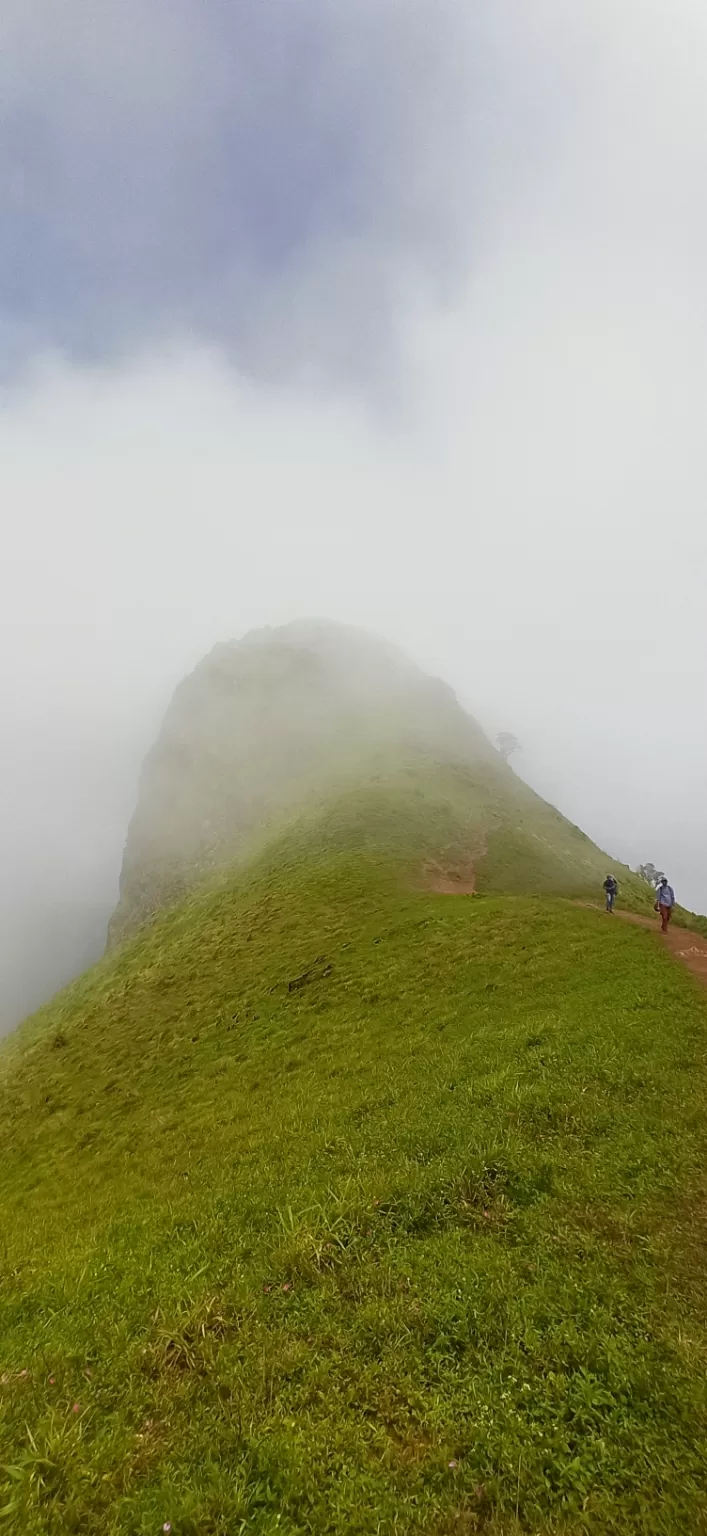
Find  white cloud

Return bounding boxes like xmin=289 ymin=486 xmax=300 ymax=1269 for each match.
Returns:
xmin=1 ymin=0 xmax=707 ymax=1028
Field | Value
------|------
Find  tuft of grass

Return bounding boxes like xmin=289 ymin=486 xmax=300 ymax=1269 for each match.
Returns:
xmin=0 ymin=777 xmax=706 ymax=1533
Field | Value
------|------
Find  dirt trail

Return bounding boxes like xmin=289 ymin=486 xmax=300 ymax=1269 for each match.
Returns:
xmin=425 ymin=872 xmax=707 ymax=994
xmin=581 ymin=905 xmax=707 ymax=992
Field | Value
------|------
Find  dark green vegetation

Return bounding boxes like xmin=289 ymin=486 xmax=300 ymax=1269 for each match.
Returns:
xmin=1 ymin=766 xmax=707 ymax=1535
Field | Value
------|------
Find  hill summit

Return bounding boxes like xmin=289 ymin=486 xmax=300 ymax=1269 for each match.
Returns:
xmin=110 ymin=619 xmax=634 ymax=943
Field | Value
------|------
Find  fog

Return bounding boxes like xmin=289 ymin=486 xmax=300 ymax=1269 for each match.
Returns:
xmin=2 ymin=0 xmax=706 ymax=1032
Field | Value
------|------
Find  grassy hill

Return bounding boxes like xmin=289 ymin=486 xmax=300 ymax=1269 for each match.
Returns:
xmin=1 ymin=760 xmax=707 ymax=1534
xmin=108 ymin=621 xmax=649 ymax=944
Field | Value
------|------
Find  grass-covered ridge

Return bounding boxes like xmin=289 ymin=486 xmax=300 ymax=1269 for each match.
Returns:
xmin=109 ymin=619 xmax=650 ymax=943
xmin=1 ymin=770 xmax=707 ymax=1534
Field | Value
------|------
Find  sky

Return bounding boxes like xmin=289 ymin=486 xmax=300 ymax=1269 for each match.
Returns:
xmin=2 ymin=0 xmax=707 ymax=1030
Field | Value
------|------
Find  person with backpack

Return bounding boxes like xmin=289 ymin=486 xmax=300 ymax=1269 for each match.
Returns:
xmin=603 ymin=873 xmax=619 ymax=912
xmin=655 ymin=876 xmax=676 ymax=932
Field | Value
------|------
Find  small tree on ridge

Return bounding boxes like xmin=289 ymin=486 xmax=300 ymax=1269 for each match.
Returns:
xmin=496 ymin=732 xmax=521 ymax=763
xmin=637 ymin=862 xmax=666 ymax=888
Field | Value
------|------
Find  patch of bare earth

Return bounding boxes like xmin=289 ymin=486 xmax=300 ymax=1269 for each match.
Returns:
xmin=422 ymin=838 xmax=487 ymax=896
xmin=666 ymin=931 xmax=707 ymax=987
xmin=423 ymin=858 xmax=477 ymax=895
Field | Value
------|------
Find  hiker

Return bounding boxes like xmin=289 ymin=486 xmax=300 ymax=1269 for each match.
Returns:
xmin=603 ymin=873 xmax=618 ymax=912
xmin=655 ymin=876 xmax=676 ymax=932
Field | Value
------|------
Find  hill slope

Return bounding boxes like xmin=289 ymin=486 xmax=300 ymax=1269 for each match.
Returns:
xmin=109 ymin=621 xmax=647 ymax=943
xmin=1 ymin=767 xmax=707 ymax=1534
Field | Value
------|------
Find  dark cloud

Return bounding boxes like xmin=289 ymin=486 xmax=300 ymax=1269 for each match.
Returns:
xmin=0 ymin=0 xmax=491 ymax=381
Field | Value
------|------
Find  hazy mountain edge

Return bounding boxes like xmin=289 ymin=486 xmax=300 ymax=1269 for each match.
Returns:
xmin=107 ymin=621 xmax=495 ymax=943
xmin=3 ymin=759 xmax=668 ymax=1063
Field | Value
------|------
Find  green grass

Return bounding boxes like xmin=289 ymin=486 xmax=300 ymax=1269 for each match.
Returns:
xmin=1 ymin=776 xmax=707 ymax=1534
xmin=673 ymin=906 xmax=707 ymax=939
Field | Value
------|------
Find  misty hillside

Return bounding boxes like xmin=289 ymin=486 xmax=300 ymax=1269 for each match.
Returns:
xmin=110 ymin=619 xmax=645 ymax=943
xmin=3 ymin=622 xmax=707 ymax=1533
xmin=1 ymin=754 xmax=707 ymax=1530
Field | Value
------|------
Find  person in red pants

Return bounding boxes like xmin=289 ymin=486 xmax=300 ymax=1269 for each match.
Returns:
xmin=655 ymin=876 xmax=676 ymax=931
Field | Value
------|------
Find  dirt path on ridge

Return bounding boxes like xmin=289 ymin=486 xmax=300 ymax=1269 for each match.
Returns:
xmin=578 ymin=905 xmax=707 ymax=993
xmin=424 ymin=872 xmax=707 ymax=995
